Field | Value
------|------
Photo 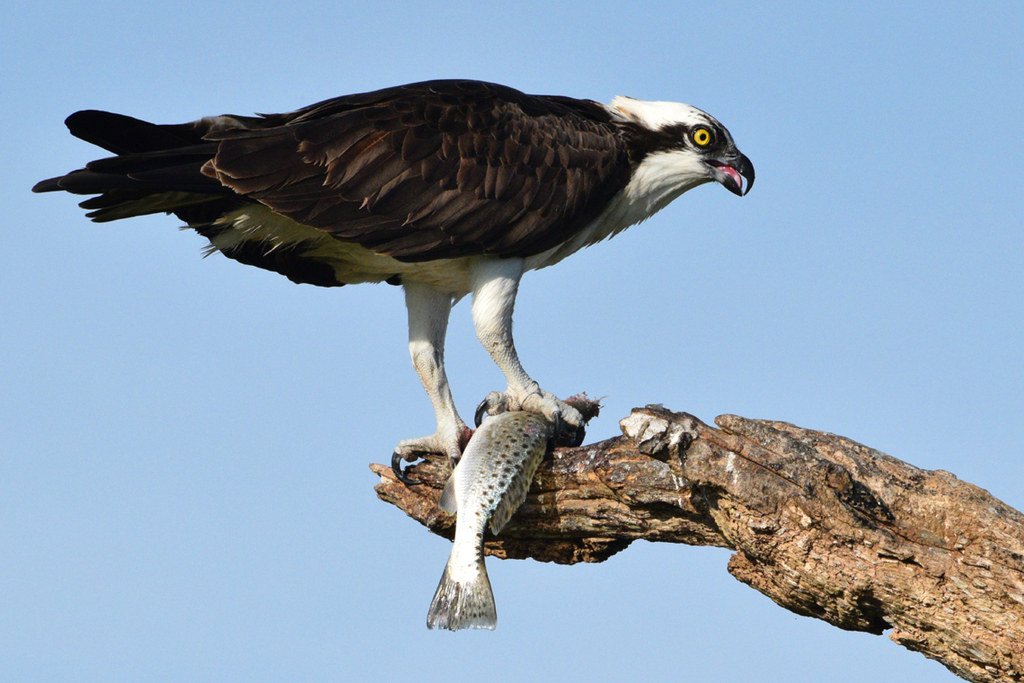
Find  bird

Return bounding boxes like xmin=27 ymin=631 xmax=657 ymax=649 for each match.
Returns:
xmin=34 ymin=79 xmax=754 ymax=477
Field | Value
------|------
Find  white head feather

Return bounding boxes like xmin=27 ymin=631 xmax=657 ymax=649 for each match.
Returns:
xmin=606 ymin=96 xmax=713 ymax=131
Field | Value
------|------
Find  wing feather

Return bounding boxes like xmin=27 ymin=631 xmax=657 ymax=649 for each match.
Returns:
xmin=42 ymin=80 xmax=639 ymax=264
xmin=204 ymin=80 xmax=636 ymax=260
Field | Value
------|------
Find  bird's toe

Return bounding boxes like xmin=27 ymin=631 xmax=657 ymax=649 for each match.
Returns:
xmin=390 ymin=449 xmax=422 ymax=485
xmin=391 ymin=427 xmax=467 ymax=485
xmin=475 ymin=391 xmax=510 ymax=426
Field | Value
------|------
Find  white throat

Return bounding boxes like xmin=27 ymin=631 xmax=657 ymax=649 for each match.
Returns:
xmin=525 ymin=147 xmax=709 ymax=271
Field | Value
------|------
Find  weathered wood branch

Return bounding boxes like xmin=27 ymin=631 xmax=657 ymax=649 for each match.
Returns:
xmin=372 ymin=406 xmax=1024 ymax=683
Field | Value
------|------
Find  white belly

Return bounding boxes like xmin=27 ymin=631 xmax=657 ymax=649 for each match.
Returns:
xmin=209 ymin=204 xmax=475 ymax=292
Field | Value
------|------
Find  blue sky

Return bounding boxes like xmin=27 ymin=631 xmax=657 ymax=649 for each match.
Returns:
xmin=3 ymin=2 xmax=1022 ymax=681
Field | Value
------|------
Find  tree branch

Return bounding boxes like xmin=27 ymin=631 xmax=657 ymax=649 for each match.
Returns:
xmin=371 ymin=406 xmax=1024 ymax=683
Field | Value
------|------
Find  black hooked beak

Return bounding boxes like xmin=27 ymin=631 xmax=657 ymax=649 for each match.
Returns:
xmin=706 ymin=151 xmax=755 ymax=196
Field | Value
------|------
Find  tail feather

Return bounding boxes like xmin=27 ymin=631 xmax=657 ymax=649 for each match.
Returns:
xmin=64 ymin=110 xmax=211 ymax=155
xmin=426 ymin=559 xmax=496 ymax=631
xmin=33 ymin=111 xmax=236 ymax=223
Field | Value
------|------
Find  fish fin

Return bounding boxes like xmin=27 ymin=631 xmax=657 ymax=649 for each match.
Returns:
xmin=438 ymin=475 xmax=457 ymax=513
xmin=488 ymin=494 xmax=522 ymax=535
xmin=488 ymin=453 xmax=544 ymax=534
xmin=426 ymin=557 xmax=496 ymax=631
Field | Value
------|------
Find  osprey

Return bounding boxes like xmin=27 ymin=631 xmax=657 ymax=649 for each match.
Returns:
xmin=34 ymin=79 xmax=754 ymax=477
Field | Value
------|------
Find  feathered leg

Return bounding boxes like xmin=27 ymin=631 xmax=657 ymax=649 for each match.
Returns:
xmin=469 ymin=258 xmax=584 ymax=444
xmin=392 ymin=283 xmax=471 ymax=483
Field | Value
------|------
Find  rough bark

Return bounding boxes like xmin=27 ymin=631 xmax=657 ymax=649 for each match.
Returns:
xmin=371 ymin=406 xmax=1024 ymax=683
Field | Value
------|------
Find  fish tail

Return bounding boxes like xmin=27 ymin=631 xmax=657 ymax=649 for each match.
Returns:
xmin=426 ymin=556 xmax=496 ymax=631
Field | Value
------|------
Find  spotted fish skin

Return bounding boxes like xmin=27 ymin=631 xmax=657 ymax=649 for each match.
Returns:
xmin=426 ymin=411 xmax=554 ymax=631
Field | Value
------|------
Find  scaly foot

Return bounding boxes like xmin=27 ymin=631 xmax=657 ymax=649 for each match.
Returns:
xmin=474 ymin=387 xmax=585 ymax=447
xmin=391 ymin=422 xmax=472 ymax=485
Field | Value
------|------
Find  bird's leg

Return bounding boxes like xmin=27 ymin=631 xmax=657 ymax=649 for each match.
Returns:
xmin=392 ymin=283 xmax=471 ymax=484
xmin=470 ymin=258 xmax=584 ymax=445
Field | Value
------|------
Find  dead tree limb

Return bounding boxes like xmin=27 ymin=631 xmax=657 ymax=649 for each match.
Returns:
xmin=372 ymin=406 xmax=1024 ymax=683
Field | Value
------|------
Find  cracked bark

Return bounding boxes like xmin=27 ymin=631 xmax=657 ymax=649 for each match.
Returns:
xmin=371 ymin=405 xmax=1024 ymax=683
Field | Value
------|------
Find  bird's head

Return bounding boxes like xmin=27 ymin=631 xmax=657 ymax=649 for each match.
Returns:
xmin=609 ymin=96 xmax=755 ymax=199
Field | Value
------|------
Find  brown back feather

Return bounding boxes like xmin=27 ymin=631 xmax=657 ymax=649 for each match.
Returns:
xmin=204 ymin=80 xmax=637 ymax=261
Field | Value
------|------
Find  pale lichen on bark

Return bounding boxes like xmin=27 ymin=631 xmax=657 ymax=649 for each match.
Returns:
xmin=372 ymin=405 xmax=1024 ymax=683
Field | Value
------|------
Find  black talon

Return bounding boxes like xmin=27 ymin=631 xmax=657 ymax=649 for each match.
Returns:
xmin=569 ymin=423 xmax=586 ymax=448
xmin=391 ymin=450 xmax=421 ymax=486
xmin=474 ymin=398 xmax=490 ymax=428
xmin=550 ymin=412 xmax=584 ymax=448
xmin=550 ymin=411 xmax=564 ymax=440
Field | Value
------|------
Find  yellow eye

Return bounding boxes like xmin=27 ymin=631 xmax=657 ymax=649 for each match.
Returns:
xmin=692 ymin=128 xmax=712 ymax=147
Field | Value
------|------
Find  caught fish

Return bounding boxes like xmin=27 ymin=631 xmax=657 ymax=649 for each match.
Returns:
xmin=426 ymin=410 xmax=555 ymax=631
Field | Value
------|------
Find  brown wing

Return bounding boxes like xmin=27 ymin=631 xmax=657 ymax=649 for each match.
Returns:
xmin=203 ymin=80 xmax=636 ymax=261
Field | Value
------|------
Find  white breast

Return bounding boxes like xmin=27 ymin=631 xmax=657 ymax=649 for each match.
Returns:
xmin=525 ymin=148 xmax=711 ymax=271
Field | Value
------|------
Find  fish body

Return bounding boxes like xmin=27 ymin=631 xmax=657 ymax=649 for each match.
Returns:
xmin=426 ymin=410 xmax=554 ymax=630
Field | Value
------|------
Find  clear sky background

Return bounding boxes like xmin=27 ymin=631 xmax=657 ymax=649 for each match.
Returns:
xmin=3 ymin=2 xmax=1022 ymax=682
